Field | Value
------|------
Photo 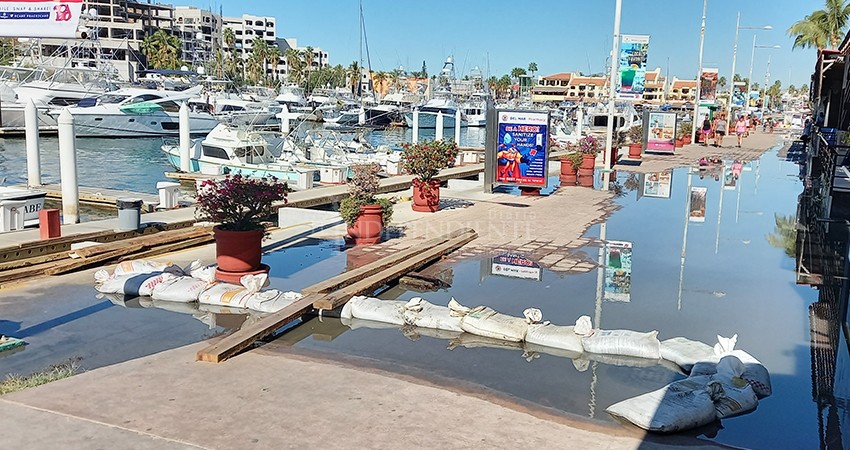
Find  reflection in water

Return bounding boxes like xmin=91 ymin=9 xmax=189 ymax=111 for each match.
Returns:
xmin=767 ymin=213 xmax=798 ymax=258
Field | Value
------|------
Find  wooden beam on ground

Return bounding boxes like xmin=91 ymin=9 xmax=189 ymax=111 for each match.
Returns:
xmin=196 ymin=229 xmax=477 ymax=363
xmin=196 ymin=294 xmax=322 ymax=363
xmin=71 ymin=227 xmax=210 ymax=258
xmin=302 ymin=228 xmax=473 ymax=295
xmin=312 ymin=230 xmax=477 ymax=310
xmin=121 ymin=234 xmax=213 ymax=261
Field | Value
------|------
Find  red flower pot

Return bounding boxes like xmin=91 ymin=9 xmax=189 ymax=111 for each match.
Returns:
xmin=577 ymin=168 xmax=594 ymax=177
xmin=560 ymin=173 xmax=578 ymax=186
xmin=580 ymin=153 xmax=596 ymax=169
xmin=628 ymin=143 xmax=642 ymax=159
xmin=578 ymin=175 xmax=594 ymax=187
xmin=347 ymin=204 xmax=384 ymax=245
xmin=675 ymin=138 xmax=684 ymax=148
xmin=213 ymin=226 xmax=264 ymax=273
xmin=412 ymin=179 xmax=440 ymax=212
xmin=559 ymin=159 xmax=576 ymax=176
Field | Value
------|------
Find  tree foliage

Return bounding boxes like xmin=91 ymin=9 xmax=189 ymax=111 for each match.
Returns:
xmin=788 ymin=0 xmax=850 ymax=49
xmin=140 ymin=29 xmax=183 ymax=70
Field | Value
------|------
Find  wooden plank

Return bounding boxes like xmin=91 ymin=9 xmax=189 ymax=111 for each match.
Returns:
xmin=301 ymin=228 xmax=473 ymax=295
xmin=44 ymin=244 xmax=146 ymax=276
xmin=196 ymin=294 xmax=322 ymax=363
xmin=196 ymin=229 xmax=477 ymax=363
xmin=71 ymin=227 xmax=209 ymax=258
xmin=0 ymin=251 xmax=69 ymax=271
xmin=121 ymin=234 xmax=213 ymax=261
xmin=312 ymin=231 xmax=477 ymax=310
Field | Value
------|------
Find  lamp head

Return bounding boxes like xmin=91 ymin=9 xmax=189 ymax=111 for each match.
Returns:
xmin=763 ymin=25 xmax=773 ymax=30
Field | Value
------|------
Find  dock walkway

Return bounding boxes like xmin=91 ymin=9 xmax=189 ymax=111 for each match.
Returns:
xmin=17 ymin=183 xmax=161 ymax=212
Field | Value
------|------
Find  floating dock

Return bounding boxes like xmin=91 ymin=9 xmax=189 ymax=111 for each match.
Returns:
xmin=18 ymin=184 xmax=161 ymax=212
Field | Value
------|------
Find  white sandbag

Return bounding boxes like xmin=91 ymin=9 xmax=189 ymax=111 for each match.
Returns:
xmin=714 ymin=334 xmax=738 ymax=355
xmin=709 ymin=379 xmax=758 ymax=419
xmin=693 ymin=355 xmax=772 ymax=398
xmin=582 ymin=329 xmax=662 ymax=359
xmin=95 ymin=272 xmax=176 ymax=296
xmin=584 ymin=352 xmax=661 ymax=368
xmin=606 ymin=375 xmax=719 ymax=433
xmin=244 ymin=290 xmax=302 ymax=313
xmin=401 ymin=297 xmax=464 ymax=332
xmin=113 ymin=260 xmax=182 ymax=277
xmin=574 ymin=315 xmax=593 ymax=336
xmin=740 ymin=363 xmax=772 ymax=398
xmin=198 ymin=283 xmax=253 ymax=308
xmin=339 ymin=296 xmax=406 ymax=326
xmin=151 ymin=276 xmax=210 ymax=303
xmin=660 ymin=337 xmax=716 ymax=371
xmin=690 ymin=361 xmax=717 ymax=377
xmin=458 ymin=307 xmax=530 ymax=342
xmin=340 ymin=316 xmax=401 ymax=331
xmin=183 ymin=260 xmax=216 ymax=283
xmin=525 ymin=324 xmax=584 ymax=354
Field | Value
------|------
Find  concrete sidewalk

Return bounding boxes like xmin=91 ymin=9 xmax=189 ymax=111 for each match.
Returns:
xmin=0 ymin=342 xmax=726 ymax=449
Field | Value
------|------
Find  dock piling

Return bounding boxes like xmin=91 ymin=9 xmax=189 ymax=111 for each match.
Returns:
xmin=412 ymin=108 xmax=420 ymax=143
xmin=179 ymin=102 xmax=191 ymax=172
xmin=25 ymin=99 xmax=41 ymax=187
xmin=58 ymin=109 xmax=80 ymax=224
xmin=454 ymin=110 xmax=462 ymax=144
xmin=280 ymin=104 xmax=290 ymax=134
xmin=436 ymin=111 xmax=444 ymax=141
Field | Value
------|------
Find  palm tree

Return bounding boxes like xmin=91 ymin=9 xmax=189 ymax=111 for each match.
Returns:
xmin=766 ymin=214 xmax=797 ymax=258
xmin=222 ymin=28 xmax=238 ymax=81
xmin=347 ymin=61 xmax=361 ymax=94
xmin=718 ymin=76 xmax=727 ymax=89
xmin=788 ymin=0 xmax=850 ymax=50
xmin=527 ymin=62 xmax=538 ymax=77
xmin=510 ymin=67 xmax=527 ymax=80
xmin=303 ymin=46 xmax=315 ymax=91
xmin=788 ymin=84 xmax=798 ymax=96
xmin=247 ymin=38 xmax=270 ymax=85
xmin=284 ymin=48 xmax=304 ymax=86
xmin=267 ymin=46 xmax=281 ymax=85
xmin=140 ymin=29 xmax=182 ymax=70
xmin=372 ymin=71 xmax=388 ymax=96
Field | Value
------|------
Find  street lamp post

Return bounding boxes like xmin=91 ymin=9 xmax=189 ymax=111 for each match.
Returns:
xmin=726 ymin=15 xmax=771 ymax=120
xmin=747 ymin=37 xmax=781 ymax=109
xmin=691 ymin=0 xmax=707 ymax=143
xmin=603 ymin=0 xmax=622 ymax=191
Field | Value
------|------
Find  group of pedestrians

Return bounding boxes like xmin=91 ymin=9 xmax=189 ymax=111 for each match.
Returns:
xmin=700 ymin=113 xmax=758 ymax=149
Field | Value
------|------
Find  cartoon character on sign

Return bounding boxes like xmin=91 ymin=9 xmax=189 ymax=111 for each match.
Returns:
xmin=55 ymin=4 xmax=73 ymax=22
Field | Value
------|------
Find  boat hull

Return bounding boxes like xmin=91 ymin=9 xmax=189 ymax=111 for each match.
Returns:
xmin=70 ymin=111 xmax=219 ymax=137
xmin=403 ymin=111 xmax=467 ymax=128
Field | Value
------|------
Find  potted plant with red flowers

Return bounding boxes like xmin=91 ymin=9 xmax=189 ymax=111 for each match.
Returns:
xmin=627 ymin=124 xmax=643 ymax=159
xmin=196 ymin=174 xmax=290 ymax=282
xmin=339 ymin=163 xmax=393 ymax=245
xmin=401 ymin=139 xmax=459 ymax=212
xmin=559 ymin=144 xmax=581 ymax=186
xmin=577 ymin=135 xmax=602 ymax=174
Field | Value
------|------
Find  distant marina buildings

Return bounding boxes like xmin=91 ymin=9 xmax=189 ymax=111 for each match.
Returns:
xmin=530 ymin=68 xmax=700 ymax=105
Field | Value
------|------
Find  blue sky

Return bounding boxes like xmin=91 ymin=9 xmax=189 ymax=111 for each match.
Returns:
xmin=183 ymin=0 xmax=825 ymax=88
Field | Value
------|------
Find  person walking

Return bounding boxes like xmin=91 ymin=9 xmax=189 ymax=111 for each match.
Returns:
xmin=701 ymin=116 xmax=712 ymax=146
xmin=713 ymin=114 xmax=727 ymax=147
xmin=735 ymin=115 xmax=747 ymax=148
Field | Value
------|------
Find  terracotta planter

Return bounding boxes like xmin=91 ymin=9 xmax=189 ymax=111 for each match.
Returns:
xmin=412 ymin=179 xmax=440 ymax=212
xmin=347 ymin=204 xmax=384 ymax=245
xmin=578 ymin=175 xmax=594 ymax=187
xmin=675 ymin=138 xmax=684 ymax=148
xmin=577 ymin=168 xmax=594 ymax=177
xmin=580 ymin=153 xmax=596 ymax=169
xmin=559 ymin=159 xmax=577 ymax=176
xmin=213 ymin=226 xmax=264 ymax=273
xmin=683 ymin=135 xmax=692 ymax=145
xmin=628 ymin=143 xmax=642 ymax=159
xmin=560 ymin=173 xmax=578 ymax=186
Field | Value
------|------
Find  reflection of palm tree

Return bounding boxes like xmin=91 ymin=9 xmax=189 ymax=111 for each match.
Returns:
xmin=766 ymin=214 xmax=797 ymax=258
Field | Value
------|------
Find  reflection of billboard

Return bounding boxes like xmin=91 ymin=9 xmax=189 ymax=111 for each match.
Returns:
xmin=642 ymin=170 xmax=673 ymax=198
xmin=732 ymin=82 xmax=746 ymax=107
xmin=617 ymin=35 xmax=650 ymax=100
xmin=689 ymin=187 xmax=707 ymax=222
xmin=0 ymin=0 xmax=84 ymax=38
xmin=604 ymin=240 xmax=632 ymax=302
xmin=491 ymin=253 xmax=542 ymax=281
xmin=699 ymin=68 xmax=718 ymax=103
xmin=723 ymin=163 xmax=737 ymax=190
xmin=645 ymin=111 xmax=676 ymax=153
xmin=495 ymin=110 xmax=550 ymax=187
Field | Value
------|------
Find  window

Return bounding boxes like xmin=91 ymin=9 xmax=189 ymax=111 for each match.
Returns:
xmin=255 ymin=20 xmax=264 ymax=26
xmin=203 ymin=145 xmax=230 ymax=160
xmin=158 ymin=101 xmax=180 ymax=113
xmin=125 ymin=94 xmax=163 ymax=104
xmin=221 ymin=104 xmax=245 ymax=112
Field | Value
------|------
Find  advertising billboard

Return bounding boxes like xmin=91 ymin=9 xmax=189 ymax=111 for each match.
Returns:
xmin=645 ymin=111 xmax=676 ymax=153
xmin=689 ymin=187 xmax=707 ymax=222
xmin=642 ymin=170 xmax=673 ymax=198
xmin=699 ymin=68 xmax=719 ymax=103
xmin=732 ymin=82 xmax=746 ymax=107
xmin=491 ymin=253 xmax=542 ymax=281
xmin=617 ymin=35 xmax=650 ymax=100
xmin=495 ymin=110 xmax=550 ymax=187
xmin=0 ymin=0 xmax=84 ymax=38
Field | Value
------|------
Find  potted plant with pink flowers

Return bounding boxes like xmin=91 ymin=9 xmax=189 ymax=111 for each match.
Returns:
xmin=401 ymin=139 xmax=459 ymax=212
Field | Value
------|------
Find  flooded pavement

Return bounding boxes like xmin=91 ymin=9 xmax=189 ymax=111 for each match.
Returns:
xmin=268 ymin=143 xmax=820 ymax=449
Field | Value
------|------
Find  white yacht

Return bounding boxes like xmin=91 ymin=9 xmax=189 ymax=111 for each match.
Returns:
xmin=365 ymin=90 xmax=420 ymax=127
xmin=276 ymin=85 xmax=318 ymax=121
xmin=60 ymin=86 xmax=219 ymax=137
xmin=460 ymin=91 xmax=490 ymax=127
xmin=1 ymin=67 xmax=118 ymax=129
xmin=403 ymin=95 xmax=467 ymax=128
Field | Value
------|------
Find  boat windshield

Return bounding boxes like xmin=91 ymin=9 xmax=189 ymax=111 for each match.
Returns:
xmin=99 ymin=94 xmax=130 ymax=104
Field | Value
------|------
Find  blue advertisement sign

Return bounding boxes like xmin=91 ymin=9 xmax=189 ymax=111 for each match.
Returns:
xmin=495 ymin=110 xmax=549 ymax=187
xmin=617 ymin=34 xmax=650 ymax=100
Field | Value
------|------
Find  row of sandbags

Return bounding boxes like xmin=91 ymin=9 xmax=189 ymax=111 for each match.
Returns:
xmin=341 ymin=296 xmax=772 ymax=433
xmin=93 ymin=259 xmax=302 ymax=313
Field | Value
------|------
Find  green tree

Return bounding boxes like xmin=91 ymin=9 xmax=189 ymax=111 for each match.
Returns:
xmin=267 ymin=46 xmax=281 ymax=85
xmin=420 ymin=60 xmax=427 ymax=78
xmin=788 ymin=0 xmax=850 ymax=49
xmin=788 ymin=84 xmax=797 ymax=96
xmin=766 ymin=80 xmax=782 ymax=108
xmin=510 ymin=67 xmax=527 ymax=79
xmin=285 ymin=48 xmax=304 ymax=86
xmin=347 ymin=60 xmax=361 ymax=94
xmin=718 ymin=76 xmax=727 ymax=89
xmin=303 ymin=46 xmax=315 ymax=91
xmin=0 ymin=38 xmax=15 ymax=66
xmin=246 ymin=38 xmax=271 ymax=85
xmin=766 ymin=214 xmax=797 ymax=258
xmin=527 ymin=61 xmax=538 ymax=77
xmin=372 ymin=71 xmax=387 ymax=95
xmin=497 ymin=74 xmax=512 ymax=98
xmin=140 ymin=29 xmax=183 ymax=70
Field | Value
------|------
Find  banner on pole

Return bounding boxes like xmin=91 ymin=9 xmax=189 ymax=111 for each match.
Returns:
xmin=617 ymin=35 xmax=650 ymax=100
xmin=494 ymin=110 xmax=550 ymax=187
xmin=732 ymin=82 xmax=746 ymax=107
xmin=0 ymin=0 xmax=84 ymax=38
xmin=699 ymin=68 xmax=719 ymax=103
xmin=604 ymin=240 xmax=632 ymax=302
xmin=689 ymin=187 xmax=707 ymax=222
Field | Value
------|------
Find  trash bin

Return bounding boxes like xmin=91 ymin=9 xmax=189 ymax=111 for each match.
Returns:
xmin=156 ymin=181 xmax=181 ymax=209
xmin=116 ymin=197 xmax=143 ymax=231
